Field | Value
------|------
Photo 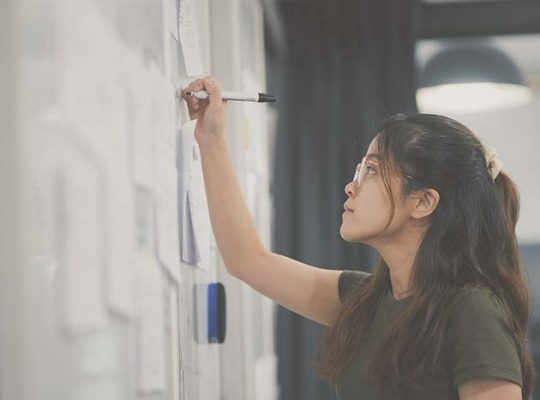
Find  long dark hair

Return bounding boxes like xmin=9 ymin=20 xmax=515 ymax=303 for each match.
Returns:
xmin=316 ymin=113 xmax=535 ymax=398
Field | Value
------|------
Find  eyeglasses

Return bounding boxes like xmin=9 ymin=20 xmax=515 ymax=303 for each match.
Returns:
xmin=351 ymin=157 xmax=422 ymax=190
xmin=351 ymin=156 xmax=373 ymax=190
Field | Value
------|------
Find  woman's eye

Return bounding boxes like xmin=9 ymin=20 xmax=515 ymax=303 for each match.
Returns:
xmin=366 ymin=165 xmax=377 ymax=174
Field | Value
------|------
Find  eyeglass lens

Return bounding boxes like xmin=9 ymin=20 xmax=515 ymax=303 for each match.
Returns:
xmin=354 ymin=157 xmax=367 ymax=188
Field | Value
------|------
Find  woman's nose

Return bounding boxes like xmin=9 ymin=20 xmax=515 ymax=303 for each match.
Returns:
xmin=344 ymin=181 xmax=355 ymax=197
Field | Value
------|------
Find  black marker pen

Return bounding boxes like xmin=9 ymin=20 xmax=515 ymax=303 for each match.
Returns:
xmin=184 ymin=90 xmax=277 ymax=103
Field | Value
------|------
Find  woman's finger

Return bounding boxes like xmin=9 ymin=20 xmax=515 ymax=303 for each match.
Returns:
xmin=181 ymin=87 xmax=190 ymax=101
xmin=192 ymin=78 xmax=204 ymax=92
xmin=188 ymin=79 xmax=204 ymax=98
xmin=202 ymin=76 xmax=223 ymax=109
xmin=181 ymin=79 xmax=200 ymax=99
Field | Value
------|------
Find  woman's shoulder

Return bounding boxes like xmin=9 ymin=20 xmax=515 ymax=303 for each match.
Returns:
xmin=453 ymin=284 xmax=495 ymax=301
xmin=338 ymin=269 xmax=373 ymax=303
xmin=444 ymin=285 xmax=522 ymax=388
xmin=449 ymin=285 xmax=508 ymax=318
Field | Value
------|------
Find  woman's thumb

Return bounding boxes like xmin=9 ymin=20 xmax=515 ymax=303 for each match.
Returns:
xmin=203 ymin=76 xmax=223 ymax=109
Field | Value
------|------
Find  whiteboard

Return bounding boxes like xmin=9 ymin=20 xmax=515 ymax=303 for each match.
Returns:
xmin=0 ymin=0 xmax=277 ymax=399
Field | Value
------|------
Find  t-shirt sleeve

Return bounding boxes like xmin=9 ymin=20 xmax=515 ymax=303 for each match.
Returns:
xmin=445 ymin=287 xmax=523 ymax=388
xmin=338 ymin=270 xmax=372 ymax=303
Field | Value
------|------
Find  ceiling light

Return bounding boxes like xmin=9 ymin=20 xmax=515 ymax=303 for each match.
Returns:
xmin=417 ymin=45 xmax=534 ymax=113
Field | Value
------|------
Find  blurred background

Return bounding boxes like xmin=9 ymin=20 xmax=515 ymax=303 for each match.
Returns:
xmin=265 ymin=0 xmax=540 ymax=399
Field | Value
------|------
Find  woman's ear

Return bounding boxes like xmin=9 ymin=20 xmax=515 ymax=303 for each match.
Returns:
xmin=409 ymin=188 xmax=440 ymax=219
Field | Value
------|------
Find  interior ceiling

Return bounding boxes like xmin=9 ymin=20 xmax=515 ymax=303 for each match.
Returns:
xmin=268 ymin=0 xmax=540 ymax=86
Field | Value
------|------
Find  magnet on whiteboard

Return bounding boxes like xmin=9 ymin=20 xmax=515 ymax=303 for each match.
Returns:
xmin=208 ymin=283 xmax=226 ymax=343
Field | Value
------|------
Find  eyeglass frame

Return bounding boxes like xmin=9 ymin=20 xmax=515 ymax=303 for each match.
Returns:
xmin=351 ymin=156 xmax=425 ymax=190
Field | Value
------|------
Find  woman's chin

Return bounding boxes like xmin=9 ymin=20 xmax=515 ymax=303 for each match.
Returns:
xmin=340 ymin=227 xmax=366 ymax=243
xmin=339 ymin=227 xmax=353 ymax=242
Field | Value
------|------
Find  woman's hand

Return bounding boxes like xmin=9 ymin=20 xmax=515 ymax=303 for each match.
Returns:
xmin=181 ymin=76 xmax=228 ymax=144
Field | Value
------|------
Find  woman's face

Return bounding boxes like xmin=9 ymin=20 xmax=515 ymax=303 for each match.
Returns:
xmin=340 ymin=137 xmax=411 ymax=245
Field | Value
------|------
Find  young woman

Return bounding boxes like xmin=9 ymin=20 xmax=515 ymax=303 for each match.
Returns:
xmin=182 ymin=76 xmax=534 ymax=400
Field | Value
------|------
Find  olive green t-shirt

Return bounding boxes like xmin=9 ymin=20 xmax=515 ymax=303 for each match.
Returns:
xmin=335 ymin=270 xmax=523 ymax=400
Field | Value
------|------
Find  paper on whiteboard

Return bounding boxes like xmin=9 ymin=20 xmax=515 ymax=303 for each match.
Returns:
xmin=177 ymin=119 xmax=211 ymax=269
xmin=104 ymin=171 xmax=137 ymax=319
xmin=132 ymin=85 xmax=156 ymax=189
xmin=168 ymin=0 xmax=179 ymax=40
xmin=52 ymin=142 xmax=107 ymax=336
xmin=100 ymin=81 xmax=137 ymax=318
xmin=154 ymin=83 xmax=182 ymax=282
xmin=178 ymin=0 xmax=204 ymax=76
xmin=187 ymin=142 xmax=211 ymax=270
xmin=134 ymin=185 xmax=155 ymax=255
xmin=136 ymin=255 xmax=166 ymax=393
xmin=177 ymin=119 xmax=196 ymax=264
xmin=254 ymin=354 xmax=278 ymax=400
xmin=181 ymin=191 xmax=199 ymax=263
xmin=73 ymin=330 xmax=123 ymax=400
xmin=166 ymin=283 xmax=181 ymax=400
